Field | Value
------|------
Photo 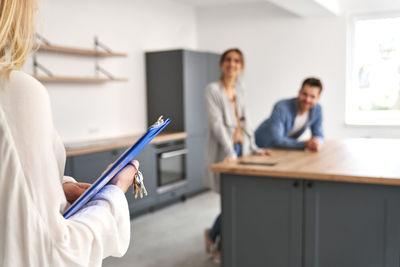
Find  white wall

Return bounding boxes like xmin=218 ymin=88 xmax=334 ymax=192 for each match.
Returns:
xmin=26 ymin=0 xmax=400 ymax=142
xmin=25 ymin=0 xmax=197 ymax=143
xmin=197 ymin=4 xmax=400 ymax=139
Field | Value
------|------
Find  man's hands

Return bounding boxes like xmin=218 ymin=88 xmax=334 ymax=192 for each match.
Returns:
xmin=62 ymin=182 xmax=91 ymax=203
xmin=305 ymin=137 xmax=322 ymax=152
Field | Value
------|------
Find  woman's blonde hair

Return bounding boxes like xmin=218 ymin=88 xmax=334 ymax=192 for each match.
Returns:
xmin=0 ymin=0 xmax=36 ymax=77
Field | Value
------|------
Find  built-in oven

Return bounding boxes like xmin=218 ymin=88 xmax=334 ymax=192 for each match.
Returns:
xmin=155 ymin=140 xmax=187 ymax=194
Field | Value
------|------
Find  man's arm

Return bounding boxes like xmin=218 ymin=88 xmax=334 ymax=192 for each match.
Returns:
xmin=305 ymin=105 xmax=323 ymax=152
xmin=269 ymin=104 xmax=306 ymax=150
xmin=310 ymin=105 xmax=324 ymax=139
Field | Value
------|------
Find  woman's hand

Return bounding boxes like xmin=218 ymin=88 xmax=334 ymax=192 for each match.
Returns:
xmin=223 ymin=155 xmax=236 ymax=162
xmin=62 ymin=182 xmax=91 ymax=203
xmin=109 ymin=160 xmax=139 ymax=193
xmin=258 ymin=149 xmax=272 ymax=156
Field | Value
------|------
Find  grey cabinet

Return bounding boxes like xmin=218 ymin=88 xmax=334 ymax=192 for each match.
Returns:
xmin=146 ymin=49 xmax=220 ymax=194
xmin=146 ymin=50 xmax=184 ymax=133
xmin=125 ymin=145 xmax=158 ymax=215
xmin=183 ymin=51 xmax=220 ymax=137
xmin=304 ymin=180 xmax=400 ymax=267
xmin=146 ymin=50 xmax=220 ymax=134
xmin=221 ymin=175 xmax=303 ymax=267
xmin=186 ymin=136 xmax=208 ymax=194
xmin=221 ymin=175 xmax=400 ymax=267
xmin=66 ymin=148 xmax=125 ymax=184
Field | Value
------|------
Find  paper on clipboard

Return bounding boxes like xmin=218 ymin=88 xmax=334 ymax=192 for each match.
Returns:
xmin=63 ymin=116 xmax=170 ymax=219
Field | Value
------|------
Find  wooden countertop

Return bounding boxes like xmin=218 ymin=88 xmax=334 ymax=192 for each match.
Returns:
xmin=211 ymin=138 xmax=400 ymax=186
xmin=65 ymin=132 xmax=186 ymax=157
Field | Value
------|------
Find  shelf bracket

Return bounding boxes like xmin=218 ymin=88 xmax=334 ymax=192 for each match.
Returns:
xmin=33 ymin=54 xmax=53 ymax=77
xmin=94 ymin=36 xmax=113 ymax=53
xmin=95 ymin=63 xmax=115 ymax=80
xmin=35 ymin=33 xmax=51 ymax=46
xmin=94 ymin=36 xmax=116 ymax=79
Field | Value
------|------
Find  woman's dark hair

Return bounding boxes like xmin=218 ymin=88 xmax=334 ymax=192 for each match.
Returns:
xmin=301 ymin=77 xmax=323 ymax=93
xmin=220 ymin=48 xmax=245 ymax=67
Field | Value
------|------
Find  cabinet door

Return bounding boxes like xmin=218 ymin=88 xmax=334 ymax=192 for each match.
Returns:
xmin=146 ymin=50 xmax=184 ymax=132
xmin=70 ymin=148 xmax=124 ymax=184
xmin=207 ymin=52 xmax=221 ymax=82
xmin=126 ymin=145 xmax=158 ymax=216
xmin=221 ymin=175 xmax=303 ymax=267
xmin=64 ymin=156 xmax=74 ymax=177
xmin=304 ymin=180 xmax=400 ymax=267
xmin=186 ymin=135 xmax=207 ymax=194
xmin=183 ymin=50 xmax=209 ymax=137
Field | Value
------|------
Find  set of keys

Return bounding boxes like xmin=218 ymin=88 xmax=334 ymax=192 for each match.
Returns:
xmin=133 ymin=170 xmax=147 ymax=199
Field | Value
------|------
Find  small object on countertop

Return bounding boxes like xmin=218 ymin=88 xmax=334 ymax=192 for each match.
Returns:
xmin=239 ymin=161 xmax=278 ymax=166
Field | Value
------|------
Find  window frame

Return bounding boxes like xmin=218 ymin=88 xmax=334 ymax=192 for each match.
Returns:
xmin=346 ymin=12 xmax=400 ymax=126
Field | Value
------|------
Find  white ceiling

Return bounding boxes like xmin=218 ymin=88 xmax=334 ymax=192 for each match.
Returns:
xmin=173 ymin=0 xmax=265 ymax=7
xmin=173 ymin=0 xmax=400 ymax=17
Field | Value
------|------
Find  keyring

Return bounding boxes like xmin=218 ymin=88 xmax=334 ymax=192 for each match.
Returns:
xmin=134 ymin=171 xmax=143 ymax=184
xmin=127 ymin=161 xmax=139 ymax=170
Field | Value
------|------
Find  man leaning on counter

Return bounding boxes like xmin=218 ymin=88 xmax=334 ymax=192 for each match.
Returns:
xmin=255 ymin=77 xmax=323 ymax=151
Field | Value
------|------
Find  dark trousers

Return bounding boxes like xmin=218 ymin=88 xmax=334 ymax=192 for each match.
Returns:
xmin=234 ymin=142 xmax=242 ymax=157
xmin=209 ymin=214 xmax=221 ymax=251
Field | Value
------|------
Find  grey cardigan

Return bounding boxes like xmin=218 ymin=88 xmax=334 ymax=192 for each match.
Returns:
xmin=204 ymin=81 xmax=260 ymax=192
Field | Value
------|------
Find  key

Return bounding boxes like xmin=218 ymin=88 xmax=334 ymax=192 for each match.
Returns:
xmin=137 ymin=171 xmax=147 ymax=195
xmin=133 ymin=171 xmax=147 ymax=199
xmin=138 ymin=171 xmax=147 ymax=198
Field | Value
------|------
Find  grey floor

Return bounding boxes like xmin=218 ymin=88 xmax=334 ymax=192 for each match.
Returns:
xmin=103 ymin=191 xmax=220 ymax=267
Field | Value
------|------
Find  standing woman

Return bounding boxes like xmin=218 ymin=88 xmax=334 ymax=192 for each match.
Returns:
xmin=204 ymin=48 xmax=270 ymax=263
xmin=0 ymin=0 xmax=138 ymax=266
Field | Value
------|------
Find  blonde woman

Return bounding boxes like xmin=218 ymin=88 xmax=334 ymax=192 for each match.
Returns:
xmin=0 ymin=1 xmax=138 ymax=266
xmin=204 ymin=48 xmax=271 ymax=263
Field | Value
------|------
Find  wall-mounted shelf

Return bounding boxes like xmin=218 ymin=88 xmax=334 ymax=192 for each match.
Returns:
xmin=36 ymin=44 xmax=127 ymax=57
xmin=33 ymin=35 xmax=128 ymax=83
xmin=33 ymin=75 xmax=128 ymax=83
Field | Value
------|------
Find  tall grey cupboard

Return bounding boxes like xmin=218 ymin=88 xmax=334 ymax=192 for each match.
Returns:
xmin=146 ymin=49 xmax=220 ymax=194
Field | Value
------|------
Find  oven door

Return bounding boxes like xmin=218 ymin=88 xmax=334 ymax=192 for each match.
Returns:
xmin=157 ymin=145 xmax=187 ymax=193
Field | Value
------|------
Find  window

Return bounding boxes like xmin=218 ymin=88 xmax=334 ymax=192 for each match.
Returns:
xmin=346 ymin=14 xmax=400 ymax=125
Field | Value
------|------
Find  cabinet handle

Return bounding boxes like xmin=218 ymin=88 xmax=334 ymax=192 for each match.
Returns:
xmin=307 ymin=181 xmax=313 ymax=188
xmin=293 ymin=181 xmax=300 ymax=187
xmin=160 ymin=149 xmax=187 ymax=159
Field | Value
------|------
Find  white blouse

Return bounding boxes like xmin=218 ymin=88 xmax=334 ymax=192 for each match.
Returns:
xmin=0 ymin=71 xmax=130 ymax=267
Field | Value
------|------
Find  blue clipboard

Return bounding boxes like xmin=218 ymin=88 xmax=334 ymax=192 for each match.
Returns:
xmin=63 ymin=116 xmax=170 ymax=219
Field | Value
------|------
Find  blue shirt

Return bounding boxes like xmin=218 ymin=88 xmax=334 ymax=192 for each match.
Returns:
xmin=255 ymin=98 xmax=323 ymax=149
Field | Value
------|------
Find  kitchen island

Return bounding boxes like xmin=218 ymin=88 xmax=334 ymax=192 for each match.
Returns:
xmin=211 ymin=139 xmax=400 ymax=267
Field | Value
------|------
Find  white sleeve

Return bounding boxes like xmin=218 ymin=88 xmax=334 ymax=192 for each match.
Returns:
xmin=54 ymin=185 xmax=131 ymax=266
xmin=62 ymin=176 xmax=77 ymax=183
xmin=0 ymin=71 xmax=131 ymax=267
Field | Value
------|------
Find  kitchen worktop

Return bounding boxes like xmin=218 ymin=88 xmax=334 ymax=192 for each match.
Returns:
xmin=211 ymin=138 xmax=400 ymax=186
xmin=65 ymin=132 xmax=187 ymax=157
